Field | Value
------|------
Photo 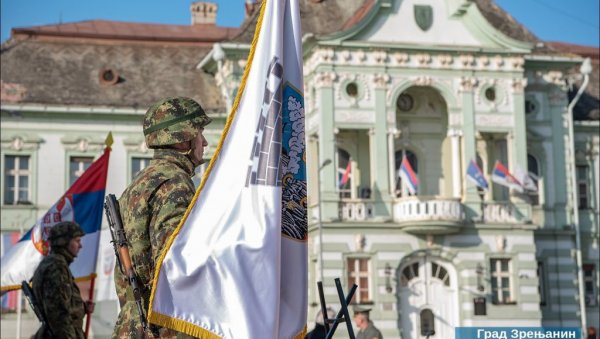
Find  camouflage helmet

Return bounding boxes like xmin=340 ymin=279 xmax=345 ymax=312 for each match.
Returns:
xmin=48 ymin=221 xmax=85 ymax=248
xmin=143 ymin=96 xmax=212 ymax=148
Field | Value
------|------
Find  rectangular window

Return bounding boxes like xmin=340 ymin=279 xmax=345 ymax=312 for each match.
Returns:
xmin=69 ymin=156 xmax=93 ymax=186
xmin=131 ymin=157 xmax=151 ymax=180
xmin=490 ymin=258 xmax=513 ymax=304
xmin=583 ymin=264 xmax=597 ymax=307
xmin=537 ymin=261 xmax=546 ymax=306
xmin=347 ymin=257 xmax=371 ymax=303
xmin=3 ymin=155 xmax=31 ymax=205
xmin=576 ymin=166 xmax=588 ymax=209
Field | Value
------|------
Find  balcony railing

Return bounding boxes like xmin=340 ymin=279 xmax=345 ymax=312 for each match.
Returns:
xmin=393 ymin=197 xmax=464 ymax=224
xmin=339 ymin=200 xmax=375 ymax=221
xmin=482 ymin=202 xmax=519 ymax=223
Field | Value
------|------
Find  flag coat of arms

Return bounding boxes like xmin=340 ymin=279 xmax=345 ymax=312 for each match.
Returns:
xmin=466 ymin=159 xmax=489 ymax=191
xmin=399 ymin=155 xmax=419 ymax=195
xmin=1 ymin=146 xmax=110 ymax=291
xmin=148 ymin=0 xmax=307 ymax=338
xmin=514 ymin=165 xmax=538 ymax=192
xmin=491 ymin=160 xmax=523 ymax=193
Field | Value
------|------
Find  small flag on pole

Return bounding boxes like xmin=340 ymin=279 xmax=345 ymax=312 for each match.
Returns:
xmin=148 ymin=0 xmax=307 ymax=338
xmin=514 ymin=165 xmax=538 ymax=192
xmin=1 ymin=141 xmax=111 ymax=292
xmin=400 ymin=155 xmax=419 ymax=195
xmin=491 ymin=161 xmax=523 ymax=193
xmin=339 ymin=159 xmax=351 ymax=188
xmin=466 ymin=159 xmax=489 ymax=191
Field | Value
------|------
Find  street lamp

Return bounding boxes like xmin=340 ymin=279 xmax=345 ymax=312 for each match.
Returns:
xmin=317 ymin=158 xmax=332 ymax=282
xmin=566 ymin=57 xmax=591 ymax=336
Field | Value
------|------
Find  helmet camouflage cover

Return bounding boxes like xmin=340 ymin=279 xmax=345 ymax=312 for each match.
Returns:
xmin=48 ymin=221 xmax=85 ymax=248
xmin=143 ymin=96 xmax=212 ymax=148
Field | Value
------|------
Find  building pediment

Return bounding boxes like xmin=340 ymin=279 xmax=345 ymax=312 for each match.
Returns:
xmin=317 ymin=0 xmax=534 ymax=52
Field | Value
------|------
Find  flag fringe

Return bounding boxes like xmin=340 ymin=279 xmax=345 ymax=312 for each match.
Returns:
xmin=147 ymin=0 xmax=269 ymax=331
xmin=149 ymin=311 xmax=223 ymax=339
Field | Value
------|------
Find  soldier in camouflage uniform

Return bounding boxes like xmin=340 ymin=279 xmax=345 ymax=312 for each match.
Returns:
xmin=113 ymin=97 xmax=211 ymax=338
xmin=353 ymin=307 xmax=383 ymax=339
xmin=31 ymin=221 xmax=88 ymax=339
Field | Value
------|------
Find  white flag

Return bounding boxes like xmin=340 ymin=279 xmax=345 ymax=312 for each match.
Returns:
xmin=148 ymin=0 xmax=307 ymax=338
xmin=514 ymin=165 xmax=538 ymax=192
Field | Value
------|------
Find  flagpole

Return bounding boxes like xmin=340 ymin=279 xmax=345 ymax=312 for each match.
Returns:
xmin=317 ymin=159 xmax=332 ymax=282
xmin=84 ymin=276 xmax=96 ymax=338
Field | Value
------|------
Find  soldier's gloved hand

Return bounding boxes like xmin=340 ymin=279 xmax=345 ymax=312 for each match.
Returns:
xmin=84 ymin=301 xmax=95 ymax=314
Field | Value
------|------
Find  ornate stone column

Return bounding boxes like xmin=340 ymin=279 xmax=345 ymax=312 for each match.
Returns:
xmin=372 ymin=73 xmax=392 ymax=218
xmin=460 ymin=76 xmax=481 ymax=211
xmin=448 ymin=128 xmax=463 ymax=198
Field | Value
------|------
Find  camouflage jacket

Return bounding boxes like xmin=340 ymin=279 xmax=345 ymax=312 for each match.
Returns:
xmin=113 ymin=149 xmax=197 ymax=339
xmin=356 ymin=321 xmax=383 ymax=339
xmin=31 ymin=247 xmax=85 ymax=339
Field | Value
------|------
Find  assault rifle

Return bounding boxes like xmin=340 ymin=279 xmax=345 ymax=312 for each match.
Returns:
xmin=21 ymin=280 xmax=53 ymax=336
xmin=104 ymin=194 xmax=150 ymax=335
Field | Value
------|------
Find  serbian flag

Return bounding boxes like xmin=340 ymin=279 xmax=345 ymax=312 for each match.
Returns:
xmin=1 ymin=137 xmax=111 ymax=292
xmin=466 ymin=159 xmax=489 ymax=191
xmin=400 ymin=155 xmax=419 ymax=195
xmin=339 ymin=159 xmax=351 ymax=188
xmin=149 ymin=0 xmax=307 ymax=338
xmin=491 ymin=161 xmax=523 ymax=193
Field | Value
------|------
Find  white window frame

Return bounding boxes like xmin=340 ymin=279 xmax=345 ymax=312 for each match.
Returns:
xmin=347 ymin=256 xmax=371 ymax=304
xmin=490 ymin=258 xmax=514 ymax=304
xmin=68 ymin=155 xmax=94 ymax=187
xmin=2 ymin=154 xmax=32 ymax=205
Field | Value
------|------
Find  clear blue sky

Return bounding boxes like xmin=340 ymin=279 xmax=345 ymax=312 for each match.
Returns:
xmin=1 ymin=0 xmax=599 ymax=46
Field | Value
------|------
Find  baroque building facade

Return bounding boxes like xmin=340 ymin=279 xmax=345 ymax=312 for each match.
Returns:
xmin=2 ymin=0 xmax=599 ymax=337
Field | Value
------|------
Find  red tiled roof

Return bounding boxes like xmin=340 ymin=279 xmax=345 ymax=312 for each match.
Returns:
xmin=546 ymin=42 xmax=600 ymax=59
xmin=11 ymin=20 xmax=241 ymax=43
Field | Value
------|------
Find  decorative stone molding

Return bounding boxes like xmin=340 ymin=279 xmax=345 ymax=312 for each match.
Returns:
xmin=373 ymin=73 xmax=391 ymax=89
xmin=438 ymin=54 xmax=453 ymax=67
xmin=355 ymin=233 xmax=366 ymax=251
xmin=62 ymin=135 xmax=105 ymax=152
xmin=493 ymin=55 xmax=504 ymax=68
xmin=416 ymin=53 xmax=432 ymax=65
xmin=355 ymin=50 xmax=367 ymax=63
xmin=338 ymin=50 xmax=351 ymax=62
xmin=459 ymin=54 xmax=475 ymax=67
xmin=479 ymin=55 xmax=490 ymax=67
xmin=307 ymin=114 xmax=319 ymax=132
xmin=335 ymin=110 xmax=375 ymax=124
xmin=316 ymin=48 xmax=335 ymax=62
xmin=394 ymin=52 xmax=410 ymax=65
xmin=510 ymin=56 xmax=525 ymax=70
xmin=124 ymin=137 xmax=150 ymax=153
xmin=447 ymin=128 xmax=463 ymax=138
xmin=548 ymin=90 xmax=566 ymax=106
xmin=373 ymin=50 xmax=388 ymax=64
xmin=1 ymin=134 xmax=42 ymax=151
xmin=542 ymin=71 xmax=565 ymax=87
xmin=475 ymin=114 xmax=514 ymax=128
xmin=314 ymin=72 xmax=337 ymax=88
xmin=459 ymin=76 xmax=478 ymax=92
xmin=511 ymin=78 xmax=528 ymax=93
xmin=413 ymin=76 xmax=433 ymax=87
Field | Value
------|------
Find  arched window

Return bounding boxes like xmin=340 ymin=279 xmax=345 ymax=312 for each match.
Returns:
xmin=400 ymin=262 xmax=419 ymax=287
xmin=337 ymin=148 xmax=352 ymax=199
xmin=527 ymin=154 xmax=540 ymax=205
xmin=420 ymin=308 xmax=435 ymax=336
xmin=394 ymin=149 xmax=418 ymax=197
xmin=431 ymin=262 xmax=450 ymax=286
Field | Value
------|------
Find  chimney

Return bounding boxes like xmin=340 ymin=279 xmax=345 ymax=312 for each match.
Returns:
xmin=191 ymin=2 xmax=218 ymax=25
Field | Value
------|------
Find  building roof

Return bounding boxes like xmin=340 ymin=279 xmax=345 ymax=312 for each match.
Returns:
xmin=230 ymin=0 xmax=540 ymax=44
xmin=547 ymin=42 xmax=600 ymax=120
xmin=9 ymin=20 xmax=241 ymax=44
xmin=1 ymin=19 xmax=239 ymax=112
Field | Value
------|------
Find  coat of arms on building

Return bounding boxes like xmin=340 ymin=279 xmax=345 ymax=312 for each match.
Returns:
xmin=414 ymin=5 xmax=433 ymax=31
